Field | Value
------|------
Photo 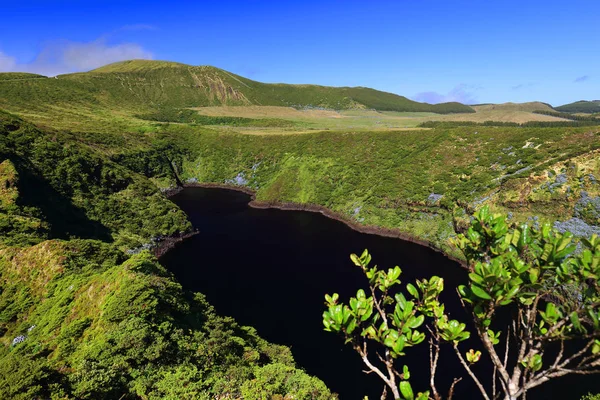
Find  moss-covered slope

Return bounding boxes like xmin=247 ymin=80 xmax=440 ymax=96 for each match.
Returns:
xmin=0 ymin=242 xmax=332 ymax=399
xmin=0 ymin=111 xmax=333 ymax=399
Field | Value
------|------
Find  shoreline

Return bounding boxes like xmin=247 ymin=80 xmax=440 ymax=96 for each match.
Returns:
xmin=168 ymin=183 xmax=467 ymax=267
xmin=153 ymin=230 xmax=199 ymax=259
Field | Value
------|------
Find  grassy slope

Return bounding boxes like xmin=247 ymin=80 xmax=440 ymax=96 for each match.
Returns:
xmin=1 ymin=60 xmax=600 ymax=397
xmin=0 ymin=242 xmax=331 ymax=399
xmin=0 ymin=111 xmax=333 ymax=399
xmin=158 ymin=125 xmax=600 ymax=258
xmin=471 ymin=102 xmax=554 ymax=112
xmin=556 ymin=100 xmax=600 ymax=114
xmin=188 ymin=105 xmax=569 ymax=133
xmin=0 ymin=59 xmax=474 ymax=118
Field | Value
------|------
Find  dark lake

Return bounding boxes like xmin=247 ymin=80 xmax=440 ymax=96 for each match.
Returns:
xmin=161 ymin=187 xmax=596 ymax=399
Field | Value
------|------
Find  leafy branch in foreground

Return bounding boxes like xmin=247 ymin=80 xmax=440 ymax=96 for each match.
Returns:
xmin=453 ymin=206 xmax=600 ymax=399
xmin=324 ymin=206 xmax=600 ymax=399
xmin=323 ymin=250 xmax=470 ymax=399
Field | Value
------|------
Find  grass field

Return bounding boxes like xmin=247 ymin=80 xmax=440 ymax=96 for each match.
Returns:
xmin=186 ymin=102 xmax=568 ymax=135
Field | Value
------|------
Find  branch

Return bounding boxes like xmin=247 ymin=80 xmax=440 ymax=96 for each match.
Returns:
xmin=476 ymin=323 xmax=511 ymax=391
xmin=380 ymin=385 xmax=388 ymax=400
xmin=429 ymin=338 xmax=441 ymax=400
xmin=520 ymin=339 xmax=600 ymax=394
xmin=453 ymin=342 xmax=491 ymax=400
xmin=354 ymin=341 xmax=400 ymax=399
xmin=504 ymin=324 xmax=511 ymax=370
xmin=447 ymin=377 xmax=463 ymax=400
xmin=370 ymin=285 xmax=389 ymax=329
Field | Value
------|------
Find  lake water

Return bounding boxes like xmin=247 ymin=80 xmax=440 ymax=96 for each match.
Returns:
xmin=161 ymin=187 xmax=595 ymax=399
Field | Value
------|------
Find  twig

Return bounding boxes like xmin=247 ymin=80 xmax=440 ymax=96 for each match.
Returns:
xmin=447 ymin=377 xmax=463 ymax=400
xmin=453 ymin=342 xmax=491 ymax=400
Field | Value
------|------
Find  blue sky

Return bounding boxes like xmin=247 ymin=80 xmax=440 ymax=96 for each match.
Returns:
xmin=0 ymin=0 xmax=598 ymax=106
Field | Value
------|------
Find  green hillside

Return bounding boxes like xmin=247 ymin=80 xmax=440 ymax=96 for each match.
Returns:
xmin=471 ymin=102 xmax=555 ymax=112
xmin=1 ymin=59 xmax=600 ymax=398
xmin=556 ymin=100 xmax=600 ymax=113
xmin=0 ymin=72 xmax=47 ymax=81
xmin=0 ymin=111 xmax=333 ymax=399
xmin=0 ymin=59 xmax=474 ymax=118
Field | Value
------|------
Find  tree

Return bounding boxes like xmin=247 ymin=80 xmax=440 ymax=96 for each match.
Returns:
xmin=323 ymin=206 xmax=600 ymax=399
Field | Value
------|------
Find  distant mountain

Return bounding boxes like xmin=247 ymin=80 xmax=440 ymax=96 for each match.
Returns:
xmin=471 ymin=102 xmax=555 ymax=113
xmin=0 ymin=59 xmax=474 ymax=114
xmin=555 ymin=100 xmax=600 ymax=114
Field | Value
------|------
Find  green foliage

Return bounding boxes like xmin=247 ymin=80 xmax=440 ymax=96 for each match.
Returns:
xmin=240 ymin=363 xmax=333 ymax=400
xmin=136 ymin=108 xmax=296 ymax=127
xmin=0 ymin=109 xmax=333 ymax=398
xmin=581 ymin=394 xmax=600 ymax=400
xmin=0 ymin=246 xmax=334 ymax=399
xmin=556 ymin=100 xmax=600 ymax=114
xmin=419 ymin=119 xmax=600 ymax=128
xmin=323 ymin=249 xmax=468 ymax=399
xmin=451 ymin=205 xmax=600 ymax=398
xmin=0 ymin=72 xmax=47 ymax=81
xmin=0 ymin=60 xmax=474 ymax=118
xmin=325 ymin=209 xmax=600 ymax=399
xmin=533 ymin=110 xmax=600 ymax=122
xmin=175 ymin=125 xmax=600 ymax=258
xmin=0 ymin=111 xmax=191 ymax=249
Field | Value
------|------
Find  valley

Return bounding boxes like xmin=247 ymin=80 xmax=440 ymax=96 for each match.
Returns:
xmin=0 ymin=59 xmax=599 ymax=399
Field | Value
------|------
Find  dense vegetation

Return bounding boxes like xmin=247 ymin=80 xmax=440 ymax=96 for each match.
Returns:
xmin=556 ymin=100 xmax=600 ymax=114
xmin=419 ymin=119 xmax=600 ymax=128
xmin=324 ymin=207 xmax=600 ymax=399
xmin=0 ymin=60 xmax=474 ymax=121
xmin=533 ymin=110 xmax=600 ymax=122
xmin=0 ymin=111 xmax=333 ymax=398
xmin=1 ymin=59 xmax=599 ymax=398
xmin=158 ymin=125 xmax=600 ymax=258
xmin=0 ymin=111 xmax=190 ymax=249
xmin=136 ymin=108 xmax=296 ymax=127
xmin=0 ymin=244 xmax=332 ymax=399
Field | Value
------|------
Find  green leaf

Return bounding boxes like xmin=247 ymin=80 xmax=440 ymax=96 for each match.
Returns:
xmin=570 ymin=311 xmax=582 ymax=332
xmin=466 ymin=349 xmax=481 ymax=363
xmin=406 ymin=283 xmax=419 ymax=299
xmin=470 ymin=284 xmax=492 ymax=300
xmin=346 ymin=318 xmax=357 ymax=334
xmin=396 ymin=292 xmax=408 ymax=310
xmin=468 ymin=272 xmax=485 ymax=285
xmin=408 ymin=314 xmax=425 ymax=329
xmin=399 ymin=381 xmax=414 ymax=400
xmin=402 ymin=365 xmax=410 ymax=380
xmin=528 ymin=268 xmax=539 ymax=284
xmin=529 ymin=354 xmax=543 ymax=372
xmin=393 ymin=336 xmax=406 ymax=354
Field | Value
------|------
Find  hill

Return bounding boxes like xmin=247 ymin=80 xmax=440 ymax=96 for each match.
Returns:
xmin=0 ymin=59 xmax=474 ymax=118
xmin=1 ymin=59 xmax=600 ymax=398
xmin=556 ymin=100 xmax=600 ymax=113
xmin=0 ymin=111 xmax=333 ymax=399
xmin=0 ymin=72 xmax=47 ymax=81
xmin=471 ymin=102 xmax=554 ymax=113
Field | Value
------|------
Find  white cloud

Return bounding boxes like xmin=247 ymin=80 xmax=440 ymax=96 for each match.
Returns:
xmin=0 ymin=51 xmax=17 ymax=72
xmin=0 ymin=38 xmax=153 ymax=76
xmin=61 ymin=40 xmax=153 ymax=71
xmin=119 ymin=24 xmax=157 ymax=32
xmin=412 ymin=84 xmax=479 ymax=105
xmin=511 ymin=82 xmax=536 ymax=90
